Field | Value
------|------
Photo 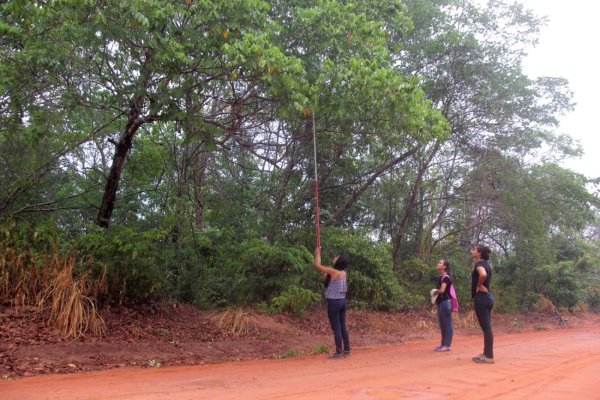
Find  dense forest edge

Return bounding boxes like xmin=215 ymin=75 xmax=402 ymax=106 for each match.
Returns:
xmin=1 ymin=0 xmax=599 ymax=344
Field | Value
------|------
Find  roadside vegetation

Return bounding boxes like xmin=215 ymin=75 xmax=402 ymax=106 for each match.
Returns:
xmin=1 ymin=0 xmax=598 ymax=338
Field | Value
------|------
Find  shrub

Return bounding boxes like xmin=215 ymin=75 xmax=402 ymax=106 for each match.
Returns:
xmin=312 ymin=345 xmax=329 ymax=354
xmin=492 ymin=287 xmax=520 ymax=313
xmin=270 ymin=287 xmax=320 ymax=315
xmin=318 ymin=228 xmax=410 ymax=310
xmin=237 ymin=239 xmax=313 ymax=303
xmin=583 ymin=287 xmax=600 ymax=311
xmin=190 ymin=237 xmax=314 ymax=309
xmin=37 ymin=255 xmax=106 ymax=338
xmin=71 ymin=226 xmax=172 ymax=305
xmin=212 ymin=307 xmax=260 ymax=335
xmin=530 ymin=262 xmax=581 ymax=309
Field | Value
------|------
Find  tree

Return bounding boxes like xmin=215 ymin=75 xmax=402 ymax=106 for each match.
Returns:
xmin=381 ymin=0 xmax=577 ymax=268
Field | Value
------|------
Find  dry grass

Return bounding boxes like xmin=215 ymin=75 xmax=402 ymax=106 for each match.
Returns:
xmin=533 ymin=296 xmax=558 ymax=314
xmin=0 ymin=248 xmax=52 ymax=309
xmin=1 ymin=239 xmax=106 ymax=338
xmin=453 ymin=310 xmax=479 ymax=329
xmin=415 ymin=319 xmax=434 ymax=330
xmin=212 ymin=308 xmax=262 ymax=336
xmin=37 ymin=255 xmax=106 ymax=338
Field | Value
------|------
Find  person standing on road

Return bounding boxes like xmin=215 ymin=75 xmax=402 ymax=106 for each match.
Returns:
xmin=471 ymin=244 xmax=495 ymax=364
xmin=432 ymin=259 xmax=454 ymax=352
xmin=314 ymin=247 xmax=351 ymax=359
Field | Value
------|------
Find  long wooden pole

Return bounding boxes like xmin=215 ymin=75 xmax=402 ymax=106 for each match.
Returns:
xmin=312 ymin=112 xmax=321 ymax=249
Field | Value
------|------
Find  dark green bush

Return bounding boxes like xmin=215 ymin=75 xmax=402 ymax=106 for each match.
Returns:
xmin=585 ymin=287 xmax=600 ymax=311
xmin=530 ymin=262 xmax=581 ymax=309
xmin=72 ymin=225 xmax=172 ymax=305
xmin=319 ymin=228 xmax=412 ymax=310
xmin=189 ymin=237 xmax=314 ymax=309
xmin=270 ymin=287 xmax=320 ymax=315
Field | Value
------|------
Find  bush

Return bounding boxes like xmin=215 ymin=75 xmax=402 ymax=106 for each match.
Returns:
xmin=72 ymin=225 xmax=172 ymax=305
xmin=530 ymin=262 xmax=581 ymax=309
xmin=237 ymin=239 xmax=313 ymax=303
xmin=585 ymin=288 xmax=600 ymax=311
xmin=492 ymin=287 xmax=520 ymax=313
xmin=270 ymin=287 xmax=320 ymax=315
xmin=319 ymin=228 xmax=411 ymax=310
xmin=189 ymin=237 xmax=314 ymax=309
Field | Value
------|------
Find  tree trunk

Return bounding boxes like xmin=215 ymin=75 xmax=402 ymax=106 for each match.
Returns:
xmin=392 ymin=142 xmax=439 ymax=269
xmin=96 ymin=51 xmax=154 ymax=228
xmin=96 ymin=111 xmax=144 ymax=228
xmin=193 ymin=153 xmax=208 ymax=229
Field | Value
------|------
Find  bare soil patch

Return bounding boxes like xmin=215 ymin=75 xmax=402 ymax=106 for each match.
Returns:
xmin=0 ymin=302 xmax=592 ymax=379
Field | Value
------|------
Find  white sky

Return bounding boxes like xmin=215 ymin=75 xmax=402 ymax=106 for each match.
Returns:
xmin=518 ymin=0 xmax=600 ymax=179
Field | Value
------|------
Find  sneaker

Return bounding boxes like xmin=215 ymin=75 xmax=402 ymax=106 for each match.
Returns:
xmin=472 ymin=355 xmax=494 ymax=364
xmin=433 ymin=345 xmax=443 ymax=351
xmin=343 ymin=350 xmax=352 ymax=356
xmin=328 ymin=353 xmax=345 ymax=359
xmin=435 ymin=346 xmax=451 ymax=352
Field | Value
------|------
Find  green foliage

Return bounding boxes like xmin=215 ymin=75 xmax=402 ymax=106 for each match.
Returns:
xmin=237 ymin=240 xmax=313 ymax=303
xmin=274 ymin=348 xmax=304 ymax=359
xmin=585 ymin=288 xmax=600 ymax=312
xmin=270 ymin=287 xmax=320 ymax=315
xmin=71 ymin=225 xmax=172 ymax=305
xmin=492 ymin=287 xmax=520 ymax=313
xmin=1 ymin=0 xmax=598 ymax=313
xmin=574 ymin=251 xmax=600 ymax=311
xmin=321 ymin=228 xmax=416 ymax=310
xmin=529 ymin=262 xmax=581 ymax=309
xmin=190 ymin=238 xmax=314 ymax=309
xmin=312 ymin=345 xmax=329 ymax=354
xmin=399 ymin=256 xmax=430 ymax=283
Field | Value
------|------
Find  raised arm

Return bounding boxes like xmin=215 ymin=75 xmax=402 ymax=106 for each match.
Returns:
xmin=314 ymin=248 xmax=340 ymax=277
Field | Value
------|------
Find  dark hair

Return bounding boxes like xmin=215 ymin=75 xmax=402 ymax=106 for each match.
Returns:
xmin=440 ymin=259 xmax=452 ymax=281
xmin=475 ymin=244 xmax=491 ymax=260
xmin=325 ymin=254 xmax=349 ymax=288
xmin=334 ymin=254 xmax=349 ymax=270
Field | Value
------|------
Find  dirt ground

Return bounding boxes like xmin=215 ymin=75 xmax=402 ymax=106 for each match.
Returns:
xmin=1 ymin=303 xmax=599 ymax=399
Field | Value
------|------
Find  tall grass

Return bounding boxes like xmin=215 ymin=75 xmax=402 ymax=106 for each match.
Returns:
xmin=0 ymin=239 xmax=106 ymax=338
xmin=38 ymin=254 xmax=106 ymax=338
xmin=0 ymin=247 xmax=52 ymax=309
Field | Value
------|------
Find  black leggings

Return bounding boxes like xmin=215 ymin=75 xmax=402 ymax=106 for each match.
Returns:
xmin=327 ymin=298 xmax=350 ymax=354
xmin=474 ymin=292 xmax=495 ymax=358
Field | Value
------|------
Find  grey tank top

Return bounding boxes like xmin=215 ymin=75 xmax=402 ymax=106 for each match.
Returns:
xmin=325 ymin=276 xmax=347 ymax=299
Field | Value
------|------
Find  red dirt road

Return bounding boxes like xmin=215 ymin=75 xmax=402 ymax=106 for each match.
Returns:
xmin=3 ymin=324 xmax=600 ymax=400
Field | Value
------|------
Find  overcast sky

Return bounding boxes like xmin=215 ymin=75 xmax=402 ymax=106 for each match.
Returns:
xmin=517 ymin=0 xmax=599 ymax=179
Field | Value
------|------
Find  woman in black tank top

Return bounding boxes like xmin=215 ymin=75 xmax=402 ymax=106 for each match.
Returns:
xmin=471 ymin=244 xmax=495 ymax=364
xmin=432 ymin=259 xmax=453 ymax=352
